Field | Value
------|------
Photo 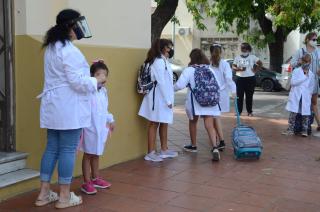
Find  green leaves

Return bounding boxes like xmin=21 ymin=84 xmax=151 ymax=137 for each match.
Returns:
xmin=185 ymin=0 xmax=320 ymax=47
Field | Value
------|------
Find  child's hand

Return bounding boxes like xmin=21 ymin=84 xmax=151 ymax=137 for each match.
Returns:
xmin=107 ymin=122 xmax=115 ymax=132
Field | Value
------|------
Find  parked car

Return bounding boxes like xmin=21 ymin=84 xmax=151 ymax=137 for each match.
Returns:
xmin=280 ymin=57 xmax=293 ymax=91
xmin=169 ymin=59 xmax=185 ymax=83
xmin=226 ymin=59 xmax=283 ymax=92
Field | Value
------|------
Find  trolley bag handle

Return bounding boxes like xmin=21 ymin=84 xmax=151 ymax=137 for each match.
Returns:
xmin=234 ymin=97 xmax=241 ymax=126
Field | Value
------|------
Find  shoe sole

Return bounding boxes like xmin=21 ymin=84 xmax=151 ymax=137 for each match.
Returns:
xmin=159 ymin=154 xmax=178 ymax=159
xmin=183 ymin=148 xmax=197 ymax=153
xmin=144 ymin=156 xmax=163 ymax=162
xmin=212 ymin=152 xmax=220 ymax=161
xmin=80 ymin=188 xmax=97 ymax=195
xmin=93 ymin=184 xmax=111 ymax=189
xmin=217 ymin=146 xmax=225 ymax=152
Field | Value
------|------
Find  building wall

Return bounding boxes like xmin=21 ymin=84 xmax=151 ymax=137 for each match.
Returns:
xmin=0 ymin=0 xmax=150 ymax=200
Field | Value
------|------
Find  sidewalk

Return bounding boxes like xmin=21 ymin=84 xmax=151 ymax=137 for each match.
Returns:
xmin=1 ymin=107 xmax=320 ymax=211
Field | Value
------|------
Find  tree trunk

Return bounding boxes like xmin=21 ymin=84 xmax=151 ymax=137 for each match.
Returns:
xmin=151 ymin=0 xmax=178 ymax=43
xmin=268 ymin=29 xmax=285 ymax=73
xmin=256 ymin=12 xmax=286 ymax=73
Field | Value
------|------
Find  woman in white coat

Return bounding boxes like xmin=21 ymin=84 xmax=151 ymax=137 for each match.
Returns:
xmin=138 ymin=39 xmax=178 ymax=162
xmin=283 ymin=54 xmax=315 ymax=137
xmin=175 ymin=48 xmax=221 ymax=161
xmin=36 ymin=9 xmax=105 ymax=209
xmin=210 ymin=44 xmax=236 ymax=151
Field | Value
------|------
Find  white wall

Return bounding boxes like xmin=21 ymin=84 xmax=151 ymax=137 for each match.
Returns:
xmin=14 ymin=0 xmax=151 ymax=49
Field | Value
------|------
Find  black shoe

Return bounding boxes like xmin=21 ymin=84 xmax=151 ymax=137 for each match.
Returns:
xmin=217 ymin=140 xmax=225 ymax=151
xmin=183 ymin=144 xmax=197 ymax=153
xmin=211 ymin=147 xmax=220 ymax=161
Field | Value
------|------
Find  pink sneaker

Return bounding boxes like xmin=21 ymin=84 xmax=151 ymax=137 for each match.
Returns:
xmin=92 ymin=177 xmax=112 ymax=189
xmin=81 ymin=181 xmax=97 ymax=195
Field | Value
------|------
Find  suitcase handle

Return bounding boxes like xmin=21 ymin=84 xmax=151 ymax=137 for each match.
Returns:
xmin=234 ymin=97 xmax=241 ymax=126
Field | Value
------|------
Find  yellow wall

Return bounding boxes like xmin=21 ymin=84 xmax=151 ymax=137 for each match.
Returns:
xmin=0 ymin=35 xmax=148 ymax=200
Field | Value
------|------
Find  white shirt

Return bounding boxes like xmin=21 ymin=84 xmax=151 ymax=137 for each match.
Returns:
xmin=233 ymin=54 xmax=259 ymax=77
xmin=174 ymin=65 xmax=221 ymax=119
xmin=39 ymin=41 xmax=97 ymax=129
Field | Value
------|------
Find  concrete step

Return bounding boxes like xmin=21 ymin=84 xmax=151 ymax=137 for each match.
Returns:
xmin=0 ymin=168 xmax=39 ymax=188
xmin=0 ymin=152 xmax=28 ymax=175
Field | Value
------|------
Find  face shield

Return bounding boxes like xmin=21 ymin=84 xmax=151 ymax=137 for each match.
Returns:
xmin=71 ymin=16 xmax=92 ymax=40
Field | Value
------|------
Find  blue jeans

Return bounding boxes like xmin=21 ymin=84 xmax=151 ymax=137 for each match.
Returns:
xmin=40 ymin=129 xmax=82 ymax=184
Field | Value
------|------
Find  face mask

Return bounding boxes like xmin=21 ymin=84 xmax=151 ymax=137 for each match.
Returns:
xmin=301 ymin=63 xmax=310 ymax=70
xmin=168 ymin=49 xmax=174 ymax=59
xmin=241 ymin=52 xmax=249 ymax=57
xmin=309 ymin=40 xmax=317 ymax=48
xmin=71 ymin=16 xmax=92 ymax=40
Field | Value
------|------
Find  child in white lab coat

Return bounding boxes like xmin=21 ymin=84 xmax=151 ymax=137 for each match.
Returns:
xmin=79 ymin=60 xmax=115 ymax=194
xmin=174 ymin=48 xmax=221 ymax=161
xmin=283 ymin=54 xmax=314 ymax=137
xmin=210 ymin=44 xmax=236 ymax=151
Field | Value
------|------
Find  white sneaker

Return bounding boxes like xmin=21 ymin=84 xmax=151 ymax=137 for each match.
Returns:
xmin=144 ymin=151 xmax=163 ymax=162
xmin=159 ymin=149 xmax=178 ymax=159
xmin=211 ymin=148 xmax=220 ymax=161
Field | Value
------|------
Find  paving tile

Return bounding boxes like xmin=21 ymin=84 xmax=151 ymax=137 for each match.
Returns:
xmin=167 ymin=194 xmax=217 ymax=211
xmin=152 ymin=204 xmax=196 ymax=212
xmin=97 ymin=196 xmax=157 ymax=212
xmin=186 ymin=185 xmax=236 ymax=201
xmin=208 ymin=202 xmax=264 ymax=212
xmin=228 ymin=192 xmax=277 ymax=208
xmin=265 ymin=198 xmax=320 ymax=212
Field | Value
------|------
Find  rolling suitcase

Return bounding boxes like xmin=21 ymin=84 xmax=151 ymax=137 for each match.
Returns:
xmin=232 ymin=99 xmax=263 ymax=160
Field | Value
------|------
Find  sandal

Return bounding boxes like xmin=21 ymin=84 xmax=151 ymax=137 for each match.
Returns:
xmin=35 ymin=190 xmax=59 ymax=207
xmin=55 ymin=192 xmax=82 ymax=209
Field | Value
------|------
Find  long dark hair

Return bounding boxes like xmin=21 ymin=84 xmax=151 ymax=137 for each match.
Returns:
xmin=144 ymin=39 xmax=173 ymax=64
xmin=42 ymin=9 xmax=80 ymax=48
xmin=188 ymin=48 xmax=210 ymax=66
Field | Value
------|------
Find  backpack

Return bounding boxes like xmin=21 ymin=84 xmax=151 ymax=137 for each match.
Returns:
xmin=136 ymin=63 xmax=157 ymax=95
xmin=189 ymin=65 xmax=220 ymax=107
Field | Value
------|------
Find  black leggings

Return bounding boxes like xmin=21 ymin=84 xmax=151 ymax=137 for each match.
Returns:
xmin=236 ymin=76 xmax=256 ymax=114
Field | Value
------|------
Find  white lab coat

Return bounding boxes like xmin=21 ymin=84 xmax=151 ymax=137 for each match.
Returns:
xmin=138 ymin=56 xmax=174 ymax=124
xmin=286 ymin=67 xmax=315 ymax=115
xmin=174 ymin=65 xmax=221 ymax=119
xmin=38 ymin=41 xmax=97 ymax=129
xmin=79 ymin=88 xmax=114 ymax=155
xmin=211 ymin=60 xmax=236 ymax=112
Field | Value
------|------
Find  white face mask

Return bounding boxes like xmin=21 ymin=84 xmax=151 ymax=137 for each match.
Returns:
xmin=309 ymin=40 xmax=317 ymax=48
xmin=241 ymin=52 xmax=249 ymax=57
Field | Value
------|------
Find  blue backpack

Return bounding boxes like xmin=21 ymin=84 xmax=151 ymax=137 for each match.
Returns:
xmin=190 ymin=65 xmax=220 ymax=107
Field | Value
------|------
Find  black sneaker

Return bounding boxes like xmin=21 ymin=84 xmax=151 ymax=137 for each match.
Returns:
xmin=211 ymin=147 xmax=220 ymax=161
xmin=217 ymin=140 xmax=225 ymax=151
xmin=183 ymin=144 xmax=197 ymax=152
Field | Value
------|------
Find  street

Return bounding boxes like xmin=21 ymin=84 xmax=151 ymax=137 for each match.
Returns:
xmin=175 ymin=88 xmax=290 ymax=119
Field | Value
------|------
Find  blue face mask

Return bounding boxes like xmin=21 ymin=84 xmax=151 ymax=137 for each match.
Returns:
xmin=301 ymin=63 xmax=310 ymax=70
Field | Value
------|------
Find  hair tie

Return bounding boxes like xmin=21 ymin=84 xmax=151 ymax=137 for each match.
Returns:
xmin=92 ymin=59 xmax=105 ymax=64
